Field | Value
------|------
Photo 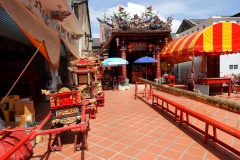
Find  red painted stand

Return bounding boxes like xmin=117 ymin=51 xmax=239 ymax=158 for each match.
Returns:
xmin=88 ymin=104 xmax=97 ymax=119
xmin=48 ymin=130 xmax=62 ymax=152
xmin=71 ymin=115 xmax=90 ymax=152
xmin=85 ymin=99 xmax=98 ymax=119
xmin=164 ymin=75 xmax=175 ymax=86
xmin=98 ymin=93 xmax=105 ymax=107
xmin=135 ymin=81 xmax=154 ymax=100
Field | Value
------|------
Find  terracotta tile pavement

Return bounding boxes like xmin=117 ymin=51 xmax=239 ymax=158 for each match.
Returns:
xmin=30 ymin=87 xmax=240 ymax=159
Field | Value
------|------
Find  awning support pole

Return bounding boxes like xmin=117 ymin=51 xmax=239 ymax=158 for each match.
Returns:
xmin=205 ymin=55 xmax=207 ymax=78
xmin=192 ymin=51 xmax=195 ymax=90
xmin=0 ymin=41 xmax=45 ymax=120
xmin=146 ymin=63 xmax=147 ymax=79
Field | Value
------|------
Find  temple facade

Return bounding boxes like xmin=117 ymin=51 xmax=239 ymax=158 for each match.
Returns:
xmin=96 ymin=6 xmax=174 ymax=83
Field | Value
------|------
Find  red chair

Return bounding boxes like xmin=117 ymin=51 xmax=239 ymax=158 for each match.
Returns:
xmin=232 ymin=79 xmax=240 ymax=94
xmin=98 ymin=92 xmax=105 ymax=107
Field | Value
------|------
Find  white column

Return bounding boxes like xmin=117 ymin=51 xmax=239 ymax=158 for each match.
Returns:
xmin=45 ymin=60 xmax=58 ymax=92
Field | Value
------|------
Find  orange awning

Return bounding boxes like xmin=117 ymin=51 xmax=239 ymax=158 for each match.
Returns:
xmin=0 ymin=0 xmax=60 ymax=68
xmin=162 ymin=57 xmax=191 ymax=64
xmin=161 ymin=22 xmax=240 ymax=57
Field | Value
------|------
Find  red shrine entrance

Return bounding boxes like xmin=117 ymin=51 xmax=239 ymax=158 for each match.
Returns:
xmin=95 ymin=6 xmax=174 ymax=83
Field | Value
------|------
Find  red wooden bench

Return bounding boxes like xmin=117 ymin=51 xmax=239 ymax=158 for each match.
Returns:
xmin=152 ymin=93 xmax=240 ymax=156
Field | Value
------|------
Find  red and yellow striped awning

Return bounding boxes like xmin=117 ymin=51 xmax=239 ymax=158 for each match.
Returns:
xmin=161 ymin=22 xmax=240 ymax=57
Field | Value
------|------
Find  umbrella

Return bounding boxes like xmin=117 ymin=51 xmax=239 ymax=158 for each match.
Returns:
xmin=101 ymin=57 xmax=128 ymax=67
xmin=101 ymin=57 xmax=129 ymax=79
xmin=134 ymin=56 xmax=158 ymax=79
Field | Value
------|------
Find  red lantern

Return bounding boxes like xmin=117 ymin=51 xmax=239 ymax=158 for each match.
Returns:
xmin=147 ymin=43 xmax=154 ymax=52
xmin=127 ymin=44 xmax=133 ymax=53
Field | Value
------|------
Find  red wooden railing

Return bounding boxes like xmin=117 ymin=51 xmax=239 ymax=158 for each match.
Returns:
xmin=0 ymin=113 xmax=52 ymax=160
xmin=135 ymin=80 xmax=240 ymax=156
xmin=0 ymin=97 xmax=88 ymax=160
xmin=152 ymin=93 xmax=240 ymax=156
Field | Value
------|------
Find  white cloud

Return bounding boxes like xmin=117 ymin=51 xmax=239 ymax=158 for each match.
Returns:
xmin=124 ymin=2 xmax=146 ymax=17
xmin=89 ymin=7 xmax=104 ymax=27
xmin=152 ymin=1 xmax=187 ymax=17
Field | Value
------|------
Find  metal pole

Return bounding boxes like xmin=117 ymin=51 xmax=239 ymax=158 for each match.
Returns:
xmin=146 ymin=63 xmax=147 ymax=79
xmin=192 ymin=52 xmax=195 ymax=90
xmin=0 ymin=41 xmax=44 ymax=121
xmin=159 ymin=53 xmax=161 ymax=79
xmin=0 ymin=41 xmax=44 ymax=105
xmin=205 ymin=55 xmax=207 ymax=78
xmin=0 ymin=127 xmax=10 ymax=135
xmin=29 ymin=112 xmax=52 ymax=141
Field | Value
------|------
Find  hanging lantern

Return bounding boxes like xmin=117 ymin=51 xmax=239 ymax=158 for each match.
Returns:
xmin=147 ymin=43 xmax=154 ymax=52
xmin=115 ymin=38 xmax=120 ymax=48
xmin=165 ymin=38 xmax=168 ymax=43
xmin=127 ymin=44 xmax=133 ymax=53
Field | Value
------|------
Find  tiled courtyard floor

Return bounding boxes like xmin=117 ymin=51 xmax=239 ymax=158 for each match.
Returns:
xmin=30 ymin=86 xmax=240 ymax=160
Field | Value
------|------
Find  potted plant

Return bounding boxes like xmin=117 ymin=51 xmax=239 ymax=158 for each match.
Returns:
xmin=25 ymin=121 xmax=42 ymax=147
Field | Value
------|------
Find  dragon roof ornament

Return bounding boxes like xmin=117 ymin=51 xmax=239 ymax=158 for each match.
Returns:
xmin=97 ymin=5 xmax=173 ymax=30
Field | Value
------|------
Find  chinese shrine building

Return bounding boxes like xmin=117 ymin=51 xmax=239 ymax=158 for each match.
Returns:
xmin=95 ymin=6 xmax=174 ymax=83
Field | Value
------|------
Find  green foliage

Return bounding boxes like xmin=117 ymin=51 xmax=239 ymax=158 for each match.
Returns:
xmin=25 ymin=121 xmax=39 ymax=127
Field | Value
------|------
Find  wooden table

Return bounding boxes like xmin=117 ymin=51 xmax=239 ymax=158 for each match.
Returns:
xmin=200 ymin=78 xmax=231 ymax=96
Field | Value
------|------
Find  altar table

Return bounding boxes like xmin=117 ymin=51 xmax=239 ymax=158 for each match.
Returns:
xmin=200 ymin=78 xmax=231 ymax=96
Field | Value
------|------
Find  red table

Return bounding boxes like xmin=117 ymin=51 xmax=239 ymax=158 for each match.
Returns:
xmin=200 ymin=78 xmax=231 ymax=96
xmin=164 ymin=76 xmax=175 ymax=86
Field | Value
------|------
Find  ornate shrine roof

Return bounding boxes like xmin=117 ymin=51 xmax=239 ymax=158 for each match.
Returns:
xmin=68 ymin=67 xmax=97 ymax=73
xmin=70 ymin=58 xmax=95 ymax=67
xmin=112 ymin=27 xmax=171 ymax=34
xmin=97 ymin=5 xmax=173 ymax=43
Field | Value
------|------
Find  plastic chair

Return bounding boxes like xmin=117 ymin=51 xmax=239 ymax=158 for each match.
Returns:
xmin=231 ymin=79 xmax=240 ymax=94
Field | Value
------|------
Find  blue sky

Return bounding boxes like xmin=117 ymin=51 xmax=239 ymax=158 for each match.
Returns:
xmin=88 ymin=0 xmax=240 ymax=38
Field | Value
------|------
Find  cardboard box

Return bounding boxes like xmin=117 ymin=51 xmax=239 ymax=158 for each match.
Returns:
xmin=15 ymin=101 xmax=34 ymax=115
xmin=15 ymin=110 xmax=35 ymax=127
xmin=14 ymin=100 xmax=35 ymax=127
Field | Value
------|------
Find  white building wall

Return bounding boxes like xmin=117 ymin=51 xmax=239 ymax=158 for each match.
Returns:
xmin=220 ymin=53 xmax=240 ymax=77
xmin=45 ymin=59 xmax=58 ymax=91
xmin=176 ymin=16 xmax=240 ymax=83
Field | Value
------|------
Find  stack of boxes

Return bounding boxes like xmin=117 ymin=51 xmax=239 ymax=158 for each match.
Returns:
xmin=15 ymin=99 xmax=35 ymax=127
xmin=1 ymin=96 xmax=35 ymax=127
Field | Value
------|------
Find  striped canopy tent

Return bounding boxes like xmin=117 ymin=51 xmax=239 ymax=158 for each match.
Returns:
xmin=160 ymin=22 xmax=240 ymax=89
